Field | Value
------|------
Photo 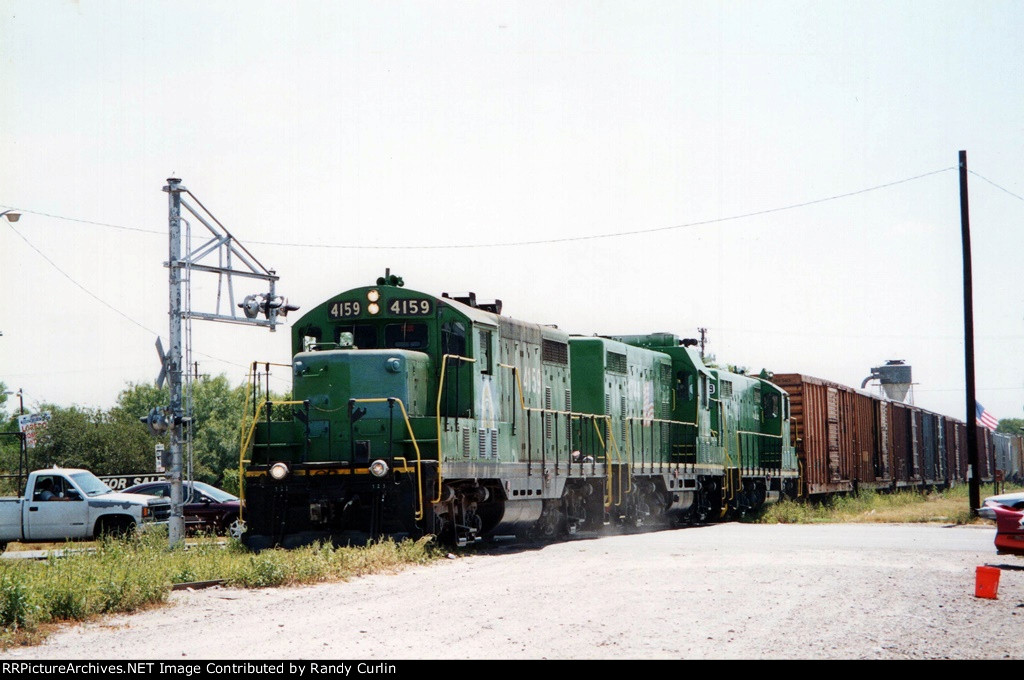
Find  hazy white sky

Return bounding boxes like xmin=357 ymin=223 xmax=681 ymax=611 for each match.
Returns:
xmin=1 ymin=1 xmax=1022 ymax=425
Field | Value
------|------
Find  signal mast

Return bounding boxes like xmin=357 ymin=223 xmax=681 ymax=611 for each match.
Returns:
xmin=143 ymin=178 xmax=297 ymax=547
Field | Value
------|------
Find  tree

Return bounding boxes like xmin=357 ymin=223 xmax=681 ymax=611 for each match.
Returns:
xmin=30 ymin=405 xmax=154 ymax=474
xmin=996 ymin=418 xmax=1024 ymax=435
xmin=115 ymin=375 xmax=287 ymax=489
xmin=0 ymin=374 xmax=290 ymax=493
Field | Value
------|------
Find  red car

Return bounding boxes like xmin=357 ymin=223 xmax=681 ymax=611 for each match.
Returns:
xmin=123 ymin=481 xmax=240 ymax=535
xmin=992 ymin=506 xmax=1024 ymax=557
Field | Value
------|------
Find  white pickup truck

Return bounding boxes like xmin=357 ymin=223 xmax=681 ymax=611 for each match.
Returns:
xmin=0 ymin=467 xmax=171 ymax=551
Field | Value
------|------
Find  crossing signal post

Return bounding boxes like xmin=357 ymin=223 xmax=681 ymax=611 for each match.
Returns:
xmin=144 ymin=178 xmax=296 ymax=547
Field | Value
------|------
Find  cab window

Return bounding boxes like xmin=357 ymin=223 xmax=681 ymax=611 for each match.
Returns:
xmin=336 ymin=324 xmax=378 ymax=349
xmin=441 ymin=320 xmax=467 ymax=357
xmin=477 ymin=329 xmax=493 ymax=374
xmin=385 ymin=323 xmax=428 ymax=349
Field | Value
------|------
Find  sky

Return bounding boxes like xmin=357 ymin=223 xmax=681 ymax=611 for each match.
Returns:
xmin=1 ymin=1 xmax=1022 ymax=426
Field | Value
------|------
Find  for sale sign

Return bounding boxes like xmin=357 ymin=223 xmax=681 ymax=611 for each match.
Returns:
xmin=97 ymin=474 xmax=165 ymax=491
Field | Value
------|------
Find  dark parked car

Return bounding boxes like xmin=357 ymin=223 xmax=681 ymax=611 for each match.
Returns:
xmin=123 ymin=481 xmax=240 ymax=535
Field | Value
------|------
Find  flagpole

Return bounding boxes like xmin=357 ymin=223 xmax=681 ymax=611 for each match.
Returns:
xmin=960 ymin=150 xmax=980 ymax=516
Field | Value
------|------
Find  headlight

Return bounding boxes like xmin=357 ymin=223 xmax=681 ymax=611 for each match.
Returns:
xmin=269 ymin=462 xmax=290 ymax=480
xmin=367 ymin=289 xmax=380 ymax=302
xmin=368 ymin=302 xmax=380 ymax=315
xmin=142 ymin=506 xmax=151 ymax=517
xmin=369 ymin=459 xmax=389 ymax=478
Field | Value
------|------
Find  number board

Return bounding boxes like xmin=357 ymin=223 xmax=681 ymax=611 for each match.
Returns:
xmin=388 ymin=298 xmax=432 ymax=316
xmin=328 ymin=300 xmax=362 ymax=319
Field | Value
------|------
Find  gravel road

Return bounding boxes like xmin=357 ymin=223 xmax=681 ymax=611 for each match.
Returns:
xmin=5 ymin=522 xmax=1022 ymax=660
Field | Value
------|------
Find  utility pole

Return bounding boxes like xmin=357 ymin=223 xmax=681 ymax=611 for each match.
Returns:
xmin=960 ymin=150 xmax=980 ymax=516
xmin=698 ymin=327 xmax=708 ymax=360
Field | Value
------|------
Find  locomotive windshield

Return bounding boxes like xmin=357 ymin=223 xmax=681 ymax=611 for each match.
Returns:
xmin=332 ymin=322 xmax=430 ymax=350
xmin=384 ymin=323 xmax=428 ymax=349
xmin=334 ymin=324 xmax=378 ymax=349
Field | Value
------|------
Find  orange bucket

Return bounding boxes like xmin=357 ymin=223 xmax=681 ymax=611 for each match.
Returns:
xmin=975 ymin=566 xmax=1000 ymax=599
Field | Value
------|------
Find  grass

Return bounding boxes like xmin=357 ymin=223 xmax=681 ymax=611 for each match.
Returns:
xmin=749 ymin=483 xmax=1020 ymax=525
xmin=0 ymin=529 xmax=440 ymax=647
xmin=2 ymin=483 xmax=1015 ymax=647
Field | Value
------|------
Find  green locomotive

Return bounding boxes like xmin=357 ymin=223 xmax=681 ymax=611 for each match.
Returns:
xmin=239 ymin=273 xmax=798 ymax=549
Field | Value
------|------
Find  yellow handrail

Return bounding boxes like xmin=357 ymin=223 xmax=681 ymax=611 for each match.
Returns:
xmin=795 ymin=419 xmax=804 ymax=497
xmin=238 ymin=399 xmax=307 ymax=519
xmin=350 ymin=397 xmax=425 ymax=521
xmin=497 ymin=363 xmax=527 ymax=411
xmin=569 ymin=413 xmax=621 ymax=508
xmin=434 ymin=354 xmax=476 ymax=503
xmin=720 ymin=408 xmax=735 ymax=516
xmin=603 ymin=415 xmax=627 ymax=507
xmin=733 ymin=430 xmax=784 ymax=439
xmin=497 ymin=362 xmax=626 ymax=506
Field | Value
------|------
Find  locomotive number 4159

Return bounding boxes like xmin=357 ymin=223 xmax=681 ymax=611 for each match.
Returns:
xmin=389 ymin=299 xmax=432 ymax=316
xmin=328 ymin=300 xmax=361 ymax=318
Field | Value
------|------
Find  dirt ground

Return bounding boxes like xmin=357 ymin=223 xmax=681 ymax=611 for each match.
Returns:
xmin=4 ymin=522 xmax=1023 ymax=660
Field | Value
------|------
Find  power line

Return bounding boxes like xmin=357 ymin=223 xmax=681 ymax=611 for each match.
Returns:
xmin=7 ymin=222 xmax=160 ymax=336
xmin=969 ymin=170 xmax=1024 ymax=203
xmin=4 ymin=222 xmax=290 ymax=386
xmin=0 ymin=205 xmax=160 ymax=235
xmin=1 ymin=166 xmax=957 ymax=250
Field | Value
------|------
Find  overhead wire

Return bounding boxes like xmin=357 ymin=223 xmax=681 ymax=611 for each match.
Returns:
xmin=7 ymin=222 xmax=160 ymax=336
xmin=1 ymin=164 xmax=1019 ymax=399
xmin=0 ymin=166 xmax=961 ymax=250
xmin=968 ymin=170 xmax=1024 ymax=203
xmin=3 ymin=222 xmax=289 ymax=388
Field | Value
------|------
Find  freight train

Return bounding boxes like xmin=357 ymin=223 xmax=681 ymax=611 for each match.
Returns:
xmin=776 ymin=373 xmax=1022 ymax=497
xmin=238 ymin=273 xmax=1021 ymax=549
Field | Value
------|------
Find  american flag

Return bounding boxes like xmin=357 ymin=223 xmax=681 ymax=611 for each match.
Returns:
xmin=976 ymin=402 xmax=998 ymax=431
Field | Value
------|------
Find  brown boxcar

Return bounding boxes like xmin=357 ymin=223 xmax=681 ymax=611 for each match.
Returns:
xmin=852 ymin=389 xmax=889 ymax=489
xmin=943 ymin=418 xmax=961 ymax=486
xmin=890 ymin=402 xmax=917 ymax=487
xmin=772 ymin=374 xmax=863 ymax=496
xmin=774 ymin=371 xmax=1010 ymax=496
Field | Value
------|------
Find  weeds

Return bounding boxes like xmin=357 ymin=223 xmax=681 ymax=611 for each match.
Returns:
xmin=749 ymin=484 xmax=1020 ymax=525
xmin=0 ymin=530 xmax=440 ymax=644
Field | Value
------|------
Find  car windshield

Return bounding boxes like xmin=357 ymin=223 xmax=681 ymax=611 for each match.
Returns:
xmin=192 ymin=482 xmax=238 ymax=502
xmin=984 ymin=492 xmax=1024 ymax=505
xmin=69 ymin=471 xmax=113 ymax=497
